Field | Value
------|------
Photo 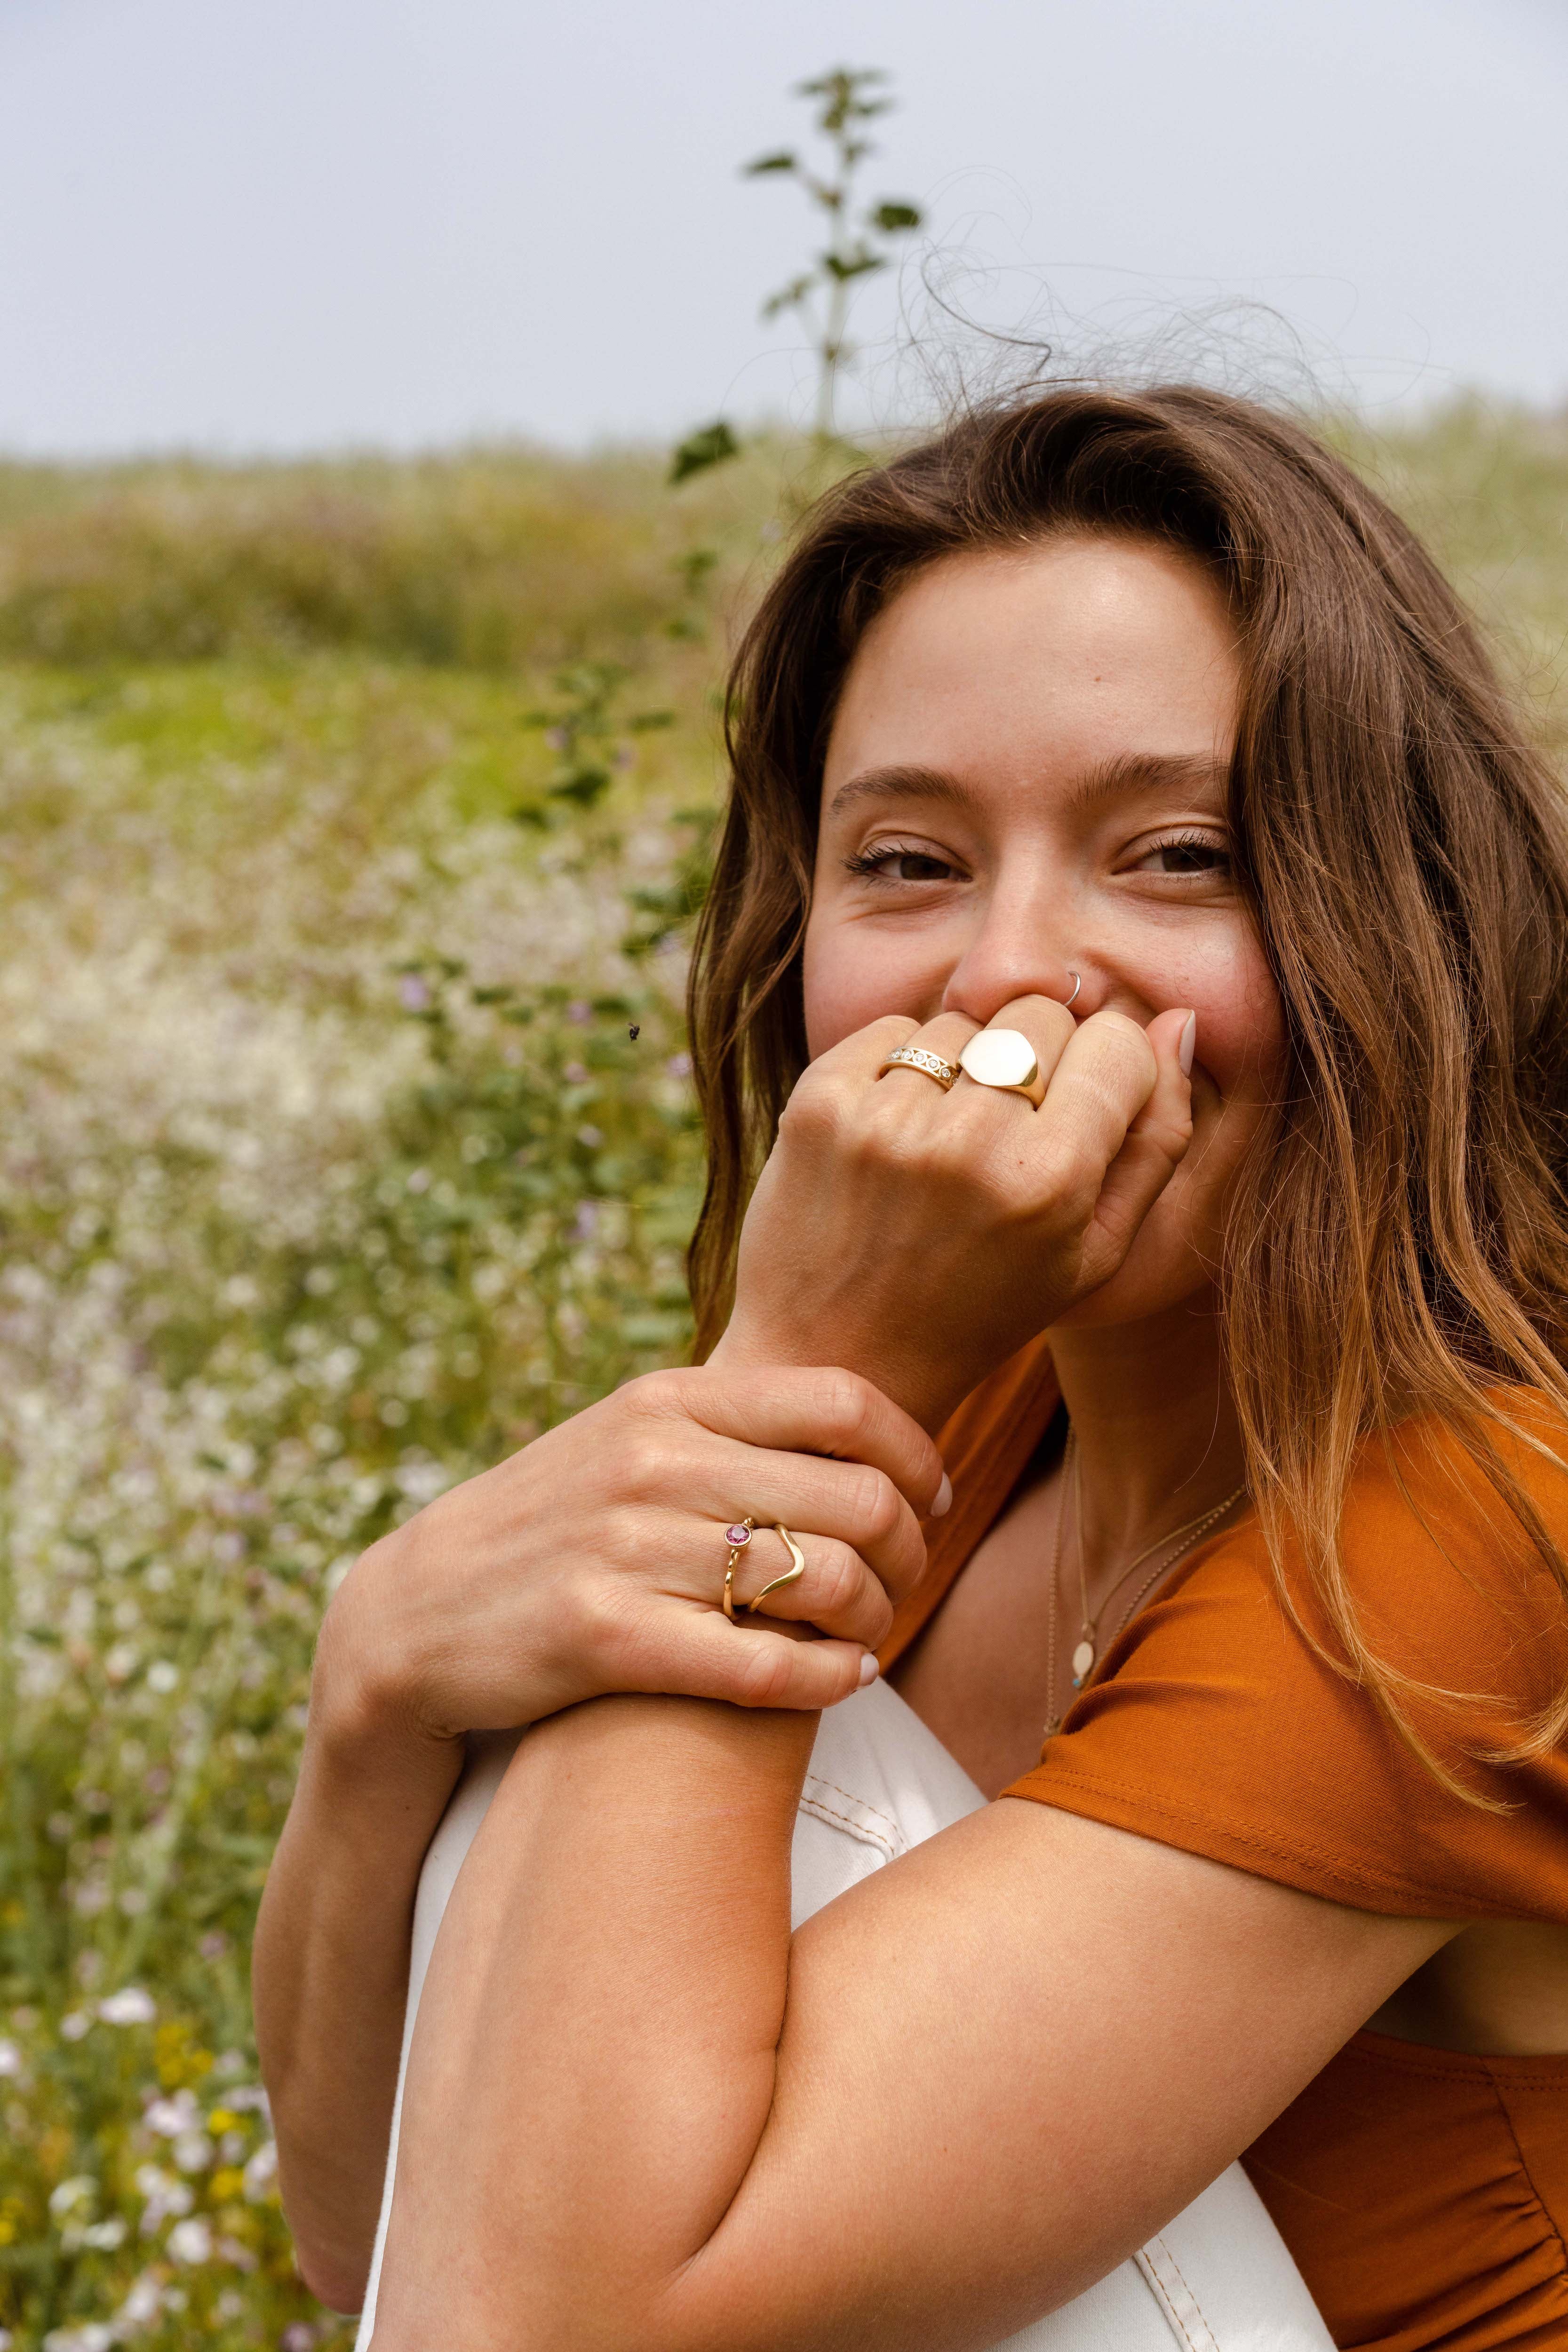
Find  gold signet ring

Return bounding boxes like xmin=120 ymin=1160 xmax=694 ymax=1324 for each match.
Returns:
xmin=957 ymin=1026 xmax=1046 ymax=1108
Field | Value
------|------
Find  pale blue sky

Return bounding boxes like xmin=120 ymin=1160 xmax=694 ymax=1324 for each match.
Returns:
xmin=0 ymin=0 xmax=1564 ymax=455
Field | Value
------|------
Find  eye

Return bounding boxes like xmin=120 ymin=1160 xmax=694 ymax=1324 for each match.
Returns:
xmin=844 ymin=842 xmax=962 ymax=885
xmin=1133 ymin=832 xmax=1232 ymax=880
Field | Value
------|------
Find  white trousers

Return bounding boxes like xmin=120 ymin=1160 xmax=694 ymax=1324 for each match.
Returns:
xmin=355 ymin=1677 xmax=1333 ymax=2350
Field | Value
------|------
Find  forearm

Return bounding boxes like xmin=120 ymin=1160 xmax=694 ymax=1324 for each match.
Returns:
xmin=253 ymin=1710 xmax=462 ymax=2312
xmin=374 ymin=1692 xmax=816 ymax=2351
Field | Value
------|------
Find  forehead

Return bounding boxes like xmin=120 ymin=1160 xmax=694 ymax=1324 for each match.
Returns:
xmin=823 ymin=535 xmax=1241 ymax=806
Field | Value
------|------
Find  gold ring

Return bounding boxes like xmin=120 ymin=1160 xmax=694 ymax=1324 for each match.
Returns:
xmin=747 ymin=1526 xmax=807 ymax=1613
xmin=721 ymin=1520 xmax=807 ymax=1620
xmin=957 ymin=1026 xmax=1046 ymax=1108
xmin=722 ymin=1517 xmax=756 ymax=1621
xmin=878 ymin=1045 xmax=958 ymax=1091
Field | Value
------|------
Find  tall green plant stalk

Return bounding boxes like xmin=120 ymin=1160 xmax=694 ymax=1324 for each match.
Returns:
xmin=747 ymin=67 xmax=923 ymax=445
xmin=669 ymin=62 xmax=924 ymax=485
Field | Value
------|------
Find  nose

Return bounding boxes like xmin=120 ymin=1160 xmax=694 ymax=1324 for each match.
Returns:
xmin=939 ymin=887 xmax=1084 ymax=1026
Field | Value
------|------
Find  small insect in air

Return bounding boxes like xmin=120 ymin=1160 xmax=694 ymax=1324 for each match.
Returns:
xmin=628 ymin=1024 xmax=640 ymax=1041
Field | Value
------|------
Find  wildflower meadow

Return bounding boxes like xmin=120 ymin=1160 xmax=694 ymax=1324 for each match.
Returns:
xmin=0 ymin=401 xmax=1565 ymax=2348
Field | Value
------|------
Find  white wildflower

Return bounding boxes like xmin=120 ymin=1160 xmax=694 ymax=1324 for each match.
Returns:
xmin=173 ymin=2129 xmax=214 ymax=2173
xmin=98 ymin=1985 xmax=156 ymax=2025
xmin=58 ymin=2010 xmax=93 ymax=2041
xmin=48 ymin=2175 xmax=96 ymax=2219
xmin=145 ymin=2086 xmax=200 ymax=2136
xmin=134 ymin=2162 xmax=193 ymax=2232
xmin=112 ymin=2275 xmax=164 ymax=2328
xmin=242 ymin=2137 xmax=278 ymax=2199
xmin=144 ymin=1660 xmax=179 ymax=1694
xmin=166 ymin=2216 xmax=213 ymax=2265
xmin=0 ymin=2038 xmax=20 ymax=2076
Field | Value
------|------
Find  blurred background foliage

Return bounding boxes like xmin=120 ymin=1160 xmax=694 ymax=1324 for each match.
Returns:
xmin=0 ymin=395 xmax=1564 ymax=2350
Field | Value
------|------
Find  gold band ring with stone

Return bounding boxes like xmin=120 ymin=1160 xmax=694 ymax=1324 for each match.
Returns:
xmin=722 ymin=1519 xmax=808 ymax=1620
xmin=957 ymin=1026 xmax=1047 ymax=1108
xmin=877 ymin=1044 xmax=959 ymax=1092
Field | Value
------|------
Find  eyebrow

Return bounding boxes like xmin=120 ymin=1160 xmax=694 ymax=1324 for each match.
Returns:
xmin=824 ymin=751 xmax=1230 ymax=824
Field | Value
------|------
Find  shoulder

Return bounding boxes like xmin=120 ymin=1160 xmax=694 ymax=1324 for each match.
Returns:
xmin=1233 ymin=1384 xmax=1568 ymax=1695
xmin=1005 ymin=1386 xmax=1568 ymax=1921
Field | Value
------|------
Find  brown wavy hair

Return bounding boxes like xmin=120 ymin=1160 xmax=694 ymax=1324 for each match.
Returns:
xmin=685 ymin=384 xmax=1568 ymax=1792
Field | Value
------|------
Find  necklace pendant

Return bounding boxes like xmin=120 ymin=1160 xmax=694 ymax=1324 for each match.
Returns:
xmin=1071 ymin=1638 xmax=1096 ymax=1687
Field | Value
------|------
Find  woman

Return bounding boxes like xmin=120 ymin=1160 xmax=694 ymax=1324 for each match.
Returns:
xmin=255 ymin=386 xmax=1568 ymax=2351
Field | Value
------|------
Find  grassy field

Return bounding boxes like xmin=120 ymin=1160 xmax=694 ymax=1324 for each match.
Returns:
xmin=0 ymin=400 xmax=1565 ymax=2351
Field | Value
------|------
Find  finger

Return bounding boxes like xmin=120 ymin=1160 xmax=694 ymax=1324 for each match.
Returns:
xmin=649 ymin=1431 xmax=928 ymax=1605
xmin=730 ymin=1526 xmax=894 ymax=1650
xmin=639 ymin=1362 xmax=947 ymax=1522
xmin=876 ymin=1005 xmax=979 ymax=1088
xmin=632 ymin=1605 xmax=876 ymax=1712
xmin=947 ymin=992 xmax=1077 ymax=1108
xmin=804 ymin=1011 xmax=927 ymax=1085
xmin=1084 ymin=1006 xmax=1195 ymax=1271
xmin=1028 ymin=1008 xmax=1161 ymax=1185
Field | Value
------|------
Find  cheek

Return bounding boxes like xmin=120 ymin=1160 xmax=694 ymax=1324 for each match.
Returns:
xmin=1171 ymin=930 xmax=1286 ymax=1104
xmin=801 ymin=907 xmax=939 ymax=1060
xmin=800 ymin=915 xmax=855 ymax=1061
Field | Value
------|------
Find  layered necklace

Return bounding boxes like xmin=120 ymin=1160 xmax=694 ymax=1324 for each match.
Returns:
xmin=1043 ymin=1428 xmax=1246 ymax=1740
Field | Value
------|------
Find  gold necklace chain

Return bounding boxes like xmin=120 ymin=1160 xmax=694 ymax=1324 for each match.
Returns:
xmin=1043 ymin=1428 xmax=1246 ymax=1739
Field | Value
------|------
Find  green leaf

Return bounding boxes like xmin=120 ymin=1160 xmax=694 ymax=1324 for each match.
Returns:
xmin=669 ymin=419 xmax=742 ymax=485
xmin=824 ymin=250 xmax=884 ymax=282
xmin=871 ymin=200 xmax=922 ymax=232
xmin=761 ymin=273 xmax=815 ymax=320
xmin=744 ymin=150 xmax=797 ymax=174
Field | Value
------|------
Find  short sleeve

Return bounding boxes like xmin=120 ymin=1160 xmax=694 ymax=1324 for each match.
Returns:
xmin=1003 ymin=1394 xmax=1568 ymax=1922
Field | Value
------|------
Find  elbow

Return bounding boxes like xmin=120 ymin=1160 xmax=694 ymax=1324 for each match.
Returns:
xmin=287 ymin=2226 xmax=371 ymax=2323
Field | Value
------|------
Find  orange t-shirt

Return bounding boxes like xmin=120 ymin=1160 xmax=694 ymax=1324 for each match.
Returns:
xmin=879 ymin=1337 xmax=1568 ymax=2352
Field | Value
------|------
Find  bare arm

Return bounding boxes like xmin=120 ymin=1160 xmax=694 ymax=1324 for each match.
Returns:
xmin=251 ymin=1700 xmax=460 ymax=2310
xmin=253 ymin=1366 xmax=942 ymax=2308
xmin=266 ymin=994 xmax=1197 ymax=2312
xmin=373 ymin=1691 xmax=1453 ymax=2352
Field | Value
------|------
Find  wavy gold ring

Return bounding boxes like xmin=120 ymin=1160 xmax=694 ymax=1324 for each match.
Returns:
xmin=722 ymin=1520 xmax=807 ymax=1620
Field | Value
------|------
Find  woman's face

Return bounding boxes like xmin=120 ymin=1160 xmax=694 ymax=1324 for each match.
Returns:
xmin=803 ymin=533 xmax=1288 ymax=1327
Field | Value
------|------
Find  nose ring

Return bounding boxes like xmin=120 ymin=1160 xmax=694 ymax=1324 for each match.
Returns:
xmin=1061 ymin=971 xmax=1082 ymax=1009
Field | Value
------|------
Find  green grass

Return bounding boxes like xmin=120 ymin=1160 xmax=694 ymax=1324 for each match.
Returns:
xmin=0 ymin=403 xmax=1563 ymax=2351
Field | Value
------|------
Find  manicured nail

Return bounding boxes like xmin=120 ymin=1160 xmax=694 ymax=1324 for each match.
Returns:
xmin=1178 ymin=1012 xmax=1197 ymax=1077
xmin=931 ymin=1472 xmax=953 ymax=1519
xmin=858 ymin=1653 xmax=880 ymax=1687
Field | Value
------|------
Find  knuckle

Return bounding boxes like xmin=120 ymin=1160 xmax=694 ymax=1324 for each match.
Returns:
xmin=813 ymin=1541 xmax=864 ymax=1622
xmin=847 ymin=1463 xmax=900 ymax=1546
xmin=621 ymin=1365 xmax=692 ymax=1421
xmin=1034 ymin=1138 xmax=1099 ymax=1222
xmin=780 ymin=1065 xmax=851 ymax=1140
xmin=813 ymin=1366 xmax=875 ymax=1444
xmin=564 ymin=1571 xmax=639 ymax=1672
xmin=732 ymin=1637 xmax=795 ymax=1708
xmin=614 ymin=1428 xmax=673 ymax=1502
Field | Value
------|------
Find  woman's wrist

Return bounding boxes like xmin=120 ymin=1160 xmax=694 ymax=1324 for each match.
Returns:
xmin=306 ymin=1577 xmax=469 ymax=1816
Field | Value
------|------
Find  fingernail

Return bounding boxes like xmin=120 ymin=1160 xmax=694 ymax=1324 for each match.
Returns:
xmin=931 ymin=1472 xmax=953 ymax=1519
xmin=858 ymin=1653 xmax=880 ymax=1687
xmin=1178 ymin=1012 xmax=1197 ymax=1077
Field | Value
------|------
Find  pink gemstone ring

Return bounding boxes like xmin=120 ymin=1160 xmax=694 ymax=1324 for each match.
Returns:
xmin=722 ymin=1516 xmax=756 ymax=1620
xmin=721 ymin=1515 xmax=807 ymax=1622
